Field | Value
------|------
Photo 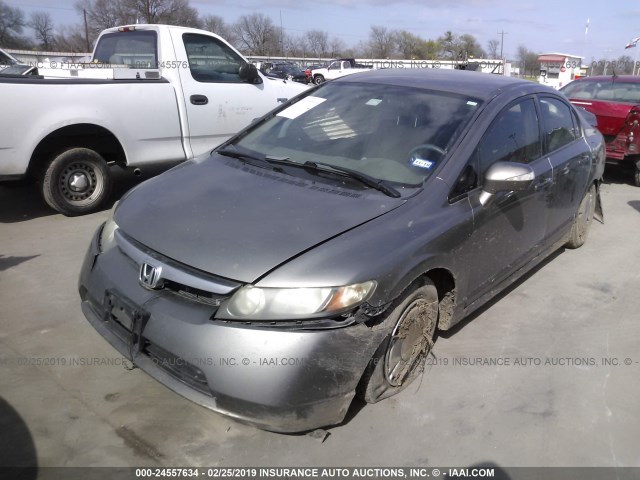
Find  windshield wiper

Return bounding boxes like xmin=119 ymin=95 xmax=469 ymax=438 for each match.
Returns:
xmin=300 ymin=161 xmax=401 ymax=198
xmin=217 ymin=147 xmax=286 ymax=173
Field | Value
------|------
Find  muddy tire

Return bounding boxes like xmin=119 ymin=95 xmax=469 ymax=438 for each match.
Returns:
xmin=565 ymin=184 xmax=596 ymax=249
xmin=41 ymin=148 xmax=112 ymax=216
xmin=313 ymin=75 xmax=325 ymax=85
xmin=357 ymin=280 xmax=439 ymax=403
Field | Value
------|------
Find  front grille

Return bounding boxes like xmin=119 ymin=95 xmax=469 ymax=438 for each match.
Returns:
xmin=143 ymin=340 xmax=212 ymax=396
xmin=163 ymin=280 xmax=227 ymax=308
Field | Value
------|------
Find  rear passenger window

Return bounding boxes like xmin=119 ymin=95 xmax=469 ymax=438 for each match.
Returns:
xmin=539 ymin=97 xmax=577 ymax=152
xmin=477 ymin=98 xmax=541 ymax=175
xmin=183 ymin=33 xmax=245 ymax=83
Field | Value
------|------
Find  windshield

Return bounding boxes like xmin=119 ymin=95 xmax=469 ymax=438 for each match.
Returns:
xmin=561 ymin=79 xmax=640 ymax=103
xmin=232 ymin=82 xmax=481 ymax=185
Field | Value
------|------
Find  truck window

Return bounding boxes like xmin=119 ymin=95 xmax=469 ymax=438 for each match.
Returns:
xmin=183 ymin=33 xmax=245 ymax=83
xmin=94 ymin=31 xmax=158 ymax=68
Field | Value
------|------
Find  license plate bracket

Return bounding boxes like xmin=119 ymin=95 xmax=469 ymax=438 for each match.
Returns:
xmin=103 ymin=289 xmax=149 ymax=359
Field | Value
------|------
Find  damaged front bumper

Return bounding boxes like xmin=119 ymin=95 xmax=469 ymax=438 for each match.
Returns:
xmin=78 ymin=226 xmax=385 ymax=433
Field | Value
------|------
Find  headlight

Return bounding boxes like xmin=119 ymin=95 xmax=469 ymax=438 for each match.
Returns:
xmin=216 ymin=281 xmax=376 ymax=321
xmin=98 ymin=203 xmax=119 ymax=253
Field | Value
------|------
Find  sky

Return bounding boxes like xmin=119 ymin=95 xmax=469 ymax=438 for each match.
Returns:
xmin=6 ymin=0 xmax=640 ymax=62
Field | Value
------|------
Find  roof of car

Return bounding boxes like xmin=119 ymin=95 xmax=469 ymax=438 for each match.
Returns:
xmin=569 ymin=75 xmax=640 ymax=83
xmin=336 ymin=68 xmax=552 ymax=100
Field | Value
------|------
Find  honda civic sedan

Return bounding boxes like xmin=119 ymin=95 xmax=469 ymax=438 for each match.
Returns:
xmin=79 ymin=69 xmax=605 ymax=432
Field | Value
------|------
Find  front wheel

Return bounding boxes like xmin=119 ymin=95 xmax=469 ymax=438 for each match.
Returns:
xmin=357 ymin=280 xmax=439 ymax=403
xmin=565 ymin=184 xmax=596 ymax=249
xmin=313 ymin=75 xmax=325 ymax=85
xmin=41 ymin=148 xmax=112 ymax=216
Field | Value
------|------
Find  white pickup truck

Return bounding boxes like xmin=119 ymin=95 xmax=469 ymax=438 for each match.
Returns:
xmin=0 ymin=24 xmax=307 ymax=215
xmin=310 ymin=58 xmax=373 ymax=85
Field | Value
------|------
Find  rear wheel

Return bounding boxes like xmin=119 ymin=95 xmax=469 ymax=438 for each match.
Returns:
xmin=357 ymin=280 xmax=439 ymax=403
xmin=41 ymin=148 xmax=112 ymax=216
xmin=565 ymin=184 xmax=596 ymax=249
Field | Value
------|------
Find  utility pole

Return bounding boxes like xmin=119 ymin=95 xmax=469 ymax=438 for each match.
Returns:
xmin=498 ymin=30 xmax=507 ymax=60
xmin=498 ymin=30 xmax=507 ymax=75
xmin=83 ymin=9 xmax=90 ymax=53
xmin=280 ymin=11 xmax=284 ymax=58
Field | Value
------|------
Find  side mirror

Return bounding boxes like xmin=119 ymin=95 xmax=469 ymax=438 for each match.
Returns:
xmin=479 ymin=161 xmax=535 ymax=206
xmin=239 ymin=63 xmax=261 ymax=84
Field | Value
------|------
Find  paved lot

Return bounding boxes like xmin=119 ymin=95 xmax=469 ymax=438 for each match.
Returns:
xmin=1 ymin=166 xmax=639 ymax=469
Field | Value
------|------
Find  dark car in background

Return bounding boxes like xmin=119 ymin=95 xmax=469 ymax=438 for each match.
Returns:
xmin=561 ymin=75 xmax=640 ymax=186
xmin=0 ymin=48 xmax=35 ymax=75
xmin=262 ymin=62 xmax=307 ymax=83
xmin=79 ymin=69 xmax=605 ymax=432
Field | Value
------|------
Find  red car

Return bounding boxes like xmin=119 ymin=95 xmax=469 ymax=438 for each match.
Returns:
xmin=561 ymin=75 xmax=640 ymax=186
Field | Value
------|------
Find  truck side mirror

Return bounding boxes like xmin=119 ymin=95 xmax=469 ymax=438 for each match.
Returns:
xmin=479 ymin=161 xmax=535 ymax=206
xmin=239 ymin=63 xmax=262 ymax=84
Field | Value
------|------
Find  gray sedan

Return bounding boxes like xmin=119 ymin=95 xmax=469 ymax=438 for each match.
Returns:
xmin=79 ymin=69 xmax=605 ymax=432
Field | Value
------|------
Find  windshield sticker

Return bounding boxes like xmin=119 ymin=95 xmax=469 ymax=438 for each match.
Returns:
xmin=277 ymin=96 xmax=327 ymax=119
xmin=411 ymin=158 xmax=435 ymax=169
xmin=366 ymin=99 xmax=383 ymax=106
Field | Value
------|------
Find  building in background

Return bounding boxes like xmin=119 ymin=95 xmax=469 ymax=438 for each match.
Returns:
xmin=537 ymin=53 xmax=585 ymax=89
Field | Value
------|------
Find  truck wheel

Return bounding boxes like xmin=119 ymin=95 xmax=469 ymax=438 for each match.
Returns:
xmin=41 ymin=148 xmax=112 ymax=216
xmin=314 ymin=75 xmax=325 ymax=85
xmin=565 ymin=184 xmax=596 ymax=249
xmin=357 ymin=280 xmax=438 ymax=403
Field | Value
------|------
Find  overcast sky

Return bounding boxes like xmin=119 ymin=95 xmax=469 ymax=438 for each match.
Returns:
xmin=7 ymin=0 xmax=640 ymax=61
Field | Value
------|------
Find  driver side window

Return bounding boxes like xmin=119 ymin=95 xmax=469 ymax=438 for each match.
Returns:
xmin=450 ymin=98 xmax=541 ymax=199
xmin=477 ymin=98 xmax=541 ymax=175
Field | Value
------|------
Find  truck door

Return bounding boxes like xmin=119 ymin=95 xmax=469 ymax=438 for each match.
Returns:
xmin=171 ymin=31 xmax=282 ymax=156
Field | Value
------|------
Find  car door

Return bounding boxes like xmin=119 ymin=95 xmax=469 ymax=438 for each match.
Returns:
xmin=538 ymin=95 xmax=592 ymax=244
xmin=171 ymin=31 xmax=282 ymax=156
xmin=458 ymin=97 xmax=553 ymax=306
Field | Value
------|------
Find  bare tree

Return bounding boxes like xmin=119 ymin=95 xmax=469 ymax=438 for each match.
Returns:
xmin=54 ymin=26 xmax=90 ymax=52
xmin=233 ymin=13 xmax=278 ymax=55
xmin=0 ymin=0 xmax=26 ymax=46
xmin=29 ymin=11 xmax=55 ymax=50
xmin=396 ymin=30 xmax=422 ymax=59
xmin=329 ymin=37 xmax=345 ymax=58
xmin=74 ymin=0 xmax=134 ymax=41
xmin=369 ymin=25 xmax=395 ymax=58
xmin=306 ymin=30 xmax=328 ymax=58
xmin=517 ymin=45 xmax=540 ymax=77
xmin=487 ymin=39 xmax=499 ymax=59
xmin=202 ymin=14 xmax=231 ymax=38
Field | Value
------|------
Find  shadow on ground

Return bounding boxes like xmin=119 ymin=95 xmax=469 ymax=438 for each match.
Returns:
xmin=0 ymin=396 xmax=37 ymax=478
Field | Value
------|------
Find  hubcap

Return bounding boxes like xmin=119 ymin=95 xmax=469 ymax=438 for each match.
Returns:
xmin=59 ymin=161 xmax=102 ymax=206
xmin=68 ymin=172 xmax=89 ymax=192
xmin=385 ymin=298 xmax=436 ymax=387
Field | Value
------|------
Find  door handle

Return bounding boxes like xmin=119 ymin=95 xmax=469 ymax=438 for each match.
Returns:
xmin=190 ymin=95 xmax=208 ymax=105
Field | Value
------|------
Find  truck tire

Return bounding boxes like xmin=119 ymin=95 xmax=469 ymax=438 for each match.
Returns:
xmin=41 ymin=148 xmax=112 ymax=216
xmin=314 ymin=75 xmax=325 ymax=85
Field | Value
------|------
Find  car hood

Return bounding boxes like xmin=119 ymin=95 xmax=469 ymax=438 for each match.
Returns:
xmin=115 ymin=156 xmax=406 ymax=283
